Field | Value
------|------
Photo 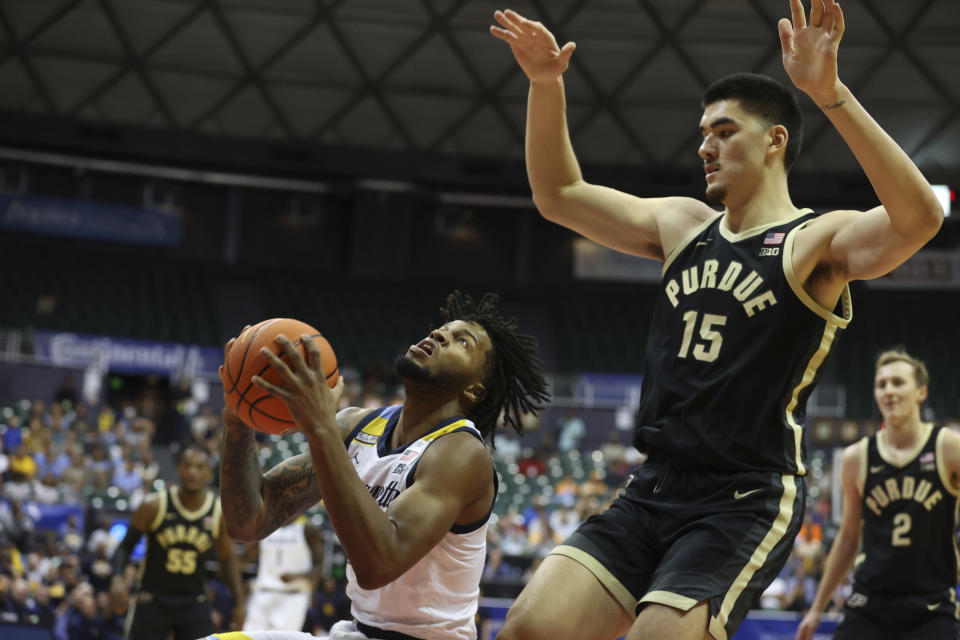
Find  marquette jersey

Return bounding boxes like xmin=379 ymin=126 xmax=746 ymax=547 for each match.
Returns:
xmin=853 ymin=425 xmax=960 ymax=593
xmin=635 ymin=211 xmax=852 ymax=474
xmin=138 ymin=487 xmax=220 ymax=597
xmin=254 ymin=521 xmax=312 ymax=593
xmin=344 ymin=406 xmax=495 ymax=640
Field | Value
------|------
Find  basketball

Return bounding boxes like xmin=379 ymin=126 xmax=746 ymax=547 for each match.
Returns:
xmin=223 ymin=318 xmax=339 ymax=435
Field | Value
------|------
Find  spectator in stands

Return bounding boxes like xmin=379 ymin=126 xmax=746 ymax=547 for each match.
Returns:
xmin=96 ymin=406 xmax=114 ymax=433
xmin=526 ymin=501 xmax=556 ymax=552
xmin=579 ymin=469 xmax=608 ymax=499
xmin=0 ymin=499 xmax=34 ymax=551
xmin=58 ymin=581 xmax=107 ymax=640
xmin=60 ymin=444 xmax=88 ymax=503
xmin=1 ymin=415 xmax=24 ymax=455
xmin=49 ymin=405 xmax=69 ymax=448
xmin=85 ymin=443 xmax=113 ymax=483
xmin=548 ymin=503 xmax=580 ymax=542
xmin=305 ymin=577 xmax=351 ymax=635
xmin=71 ymin=403 xmax=91 ymax=432
xmin=556 ymin=410 xmax=586 ymax=452
xmin=783 ymin=556 xmax=819 ymax=613
xmin=111 ymin=458 xmax=142 ymax=495
xmin=553 ymin=473 xmax=579 ymax=505
xmin=0 ymin=577 xmax=40 ymax=624
xmin=35 ymin=440 xmax=70 ymax=480
xmin=57 ymin=514 xmax=84 ymax=554
xmin=9 ymin=444 xmax=36 ymax=482
xmin=33 ymin=473 xmax=62 ymax=504
xmin=499 ymin=512 xmax=530 ymax=556
xmin=793 ymin=511 xmax=823 ymax=560
xmin=84 ymin=514 xmax=118 ymax=560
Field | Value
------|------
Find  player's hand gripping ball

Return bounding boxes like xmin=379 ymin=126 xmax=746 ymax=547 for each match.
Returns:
xmin=223 ymin=318 xmax=339 ymax=435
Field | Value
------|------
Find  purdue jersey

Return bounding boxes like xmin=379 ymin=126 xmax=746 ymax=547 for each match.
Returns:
xmin=635 ymin=211 xmax=852 ymax=474
xmin=344 ymin=406 xmax=495 ymax=640
xmin=853 ymin=425 xmax=960 ymax=593
xmin=138 ymin=487 xmax=220 ymax=597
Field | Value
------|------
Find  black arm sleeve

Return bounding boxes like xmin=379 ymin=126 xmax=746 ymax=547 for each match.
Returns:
xmin=110 ymin=524 xmax=144 ymax=576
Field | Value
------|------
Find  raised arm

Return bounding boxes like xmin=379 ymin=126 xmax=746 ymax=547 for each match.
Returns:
xmin=782 ymin=0 xmax=943 ymax=289
xmin=795 ymin=441 xmax=864 ymax=640
xmin=219 ymin=407 xmax=364 ymax=542
xmin=217 ymin=335 xmax=365 ymax=542
xmin=490 ymin=9 xmax=713 ymax=261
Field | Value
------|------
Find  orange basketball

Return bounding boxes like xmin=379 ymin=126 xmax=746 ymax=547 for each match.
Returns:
xmin=223 ymin=318 xmax=339 ymax=435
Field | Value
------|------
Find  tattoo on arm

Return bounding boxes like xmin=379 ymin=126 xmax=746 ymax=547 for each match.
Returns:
xmin=259 ymin=453 xmax=324 ymax=536
xmin=219 ymin=425 xmax=264 ymax=538
xmin=821 ymin=100 xmax=846 ymax=110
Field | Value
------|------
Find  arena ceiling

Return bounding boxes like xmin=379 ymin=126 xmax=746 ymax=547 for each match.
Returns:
xmin=0 ymin=0 xmax=958 ymax=182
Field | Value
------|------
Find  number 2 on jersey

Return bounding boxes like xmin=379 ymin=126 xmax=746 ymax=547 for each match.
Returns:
xmin=892 ymin=512 xmax=911 ymax=547
xmin=678 ymin=311 xmax=727 ymax=362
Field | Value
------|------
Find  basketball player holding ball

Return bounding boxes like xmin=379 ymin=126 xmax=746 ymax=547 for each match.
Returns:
xmin=209 ymin=291 xmax=549 ymax=640
xmin=489 ymin=0 xmax=943 ymax=639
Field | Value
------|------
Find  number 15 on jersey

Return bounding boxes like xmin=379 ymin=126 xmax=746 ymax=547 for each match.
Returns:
xmin=678 ymin=311 xmax=727 ymax=362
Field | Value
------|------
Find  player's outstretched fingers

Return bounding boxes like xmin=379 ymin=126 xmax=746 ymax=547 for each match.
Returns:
xmin=787 ymin=0 xmax=807 ymax=28
xmin=274 ymin=334 xmax=308 ymax=374
xmin=300 ymin=333 xmax=323 ymax=373
xmin=808 ymin=0 xmax=825 ymax=27
xmin=258 ymin=345 xmax=296 ymax=386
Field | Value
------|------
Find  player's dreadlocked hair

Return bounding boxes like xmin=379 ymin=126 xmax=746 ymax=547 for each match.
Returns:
xmin=439 ymin=291 xmax=549 ymax=440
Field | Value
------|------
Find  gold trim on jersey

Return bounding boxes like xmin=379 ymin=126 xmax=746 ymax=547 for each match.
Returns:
xmin=548 ymin=545 xmax=637 ymax=617
xmin=953 ymin=497 xmax=960 ymax=592
xmin=784 ymin=324 xmax=840 ymax=475
xmin=711 ymin=474 xmax=797 ymax=640
xmin=934 ymin=427 xmax=960 ymax=497
xmin=354 ymin=414 xmax=391 ymax=446
xmin=421 ymin=420 xmax=470 ymax=442
xmin=876 ymin=423 xmax=933 ymax=469
xmin=149 ymin=489 xmax=168 ymax=532
xmin=782 ymin=222 xmax=852 ymax=328
xmin=856 ymin=437 xmax=869 ymax=497
xmin=715 ymin=209 xmax=811 ymax=244
xmin=170 ymin=487 xmax=215 ymax=521
xmin=640 ymin=589 xmax=699 ymax=611
xmin=212 ymin=498 xmax=222 ymax=539
xmin=661 ymin=212 xmax=723 ymax=275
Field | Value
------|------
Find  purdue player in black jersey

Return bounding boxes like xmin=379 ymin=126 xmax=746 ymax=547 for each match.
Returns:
xmin=109 ymin=444 xmax=246 ymax=639
xmin=491 ymin=1 xmax=944 ymax=639
xmin=797 ymin=350 xmax=960 ymax=640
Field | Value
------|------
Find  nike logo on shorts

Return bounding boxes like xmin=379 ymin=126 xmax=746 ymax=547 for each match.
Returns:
xmin=928 ymin=603 xmax=941 ymax=611
xmin=734 ymin=488 xmax=762 ymax=500
xmin=870 ymin=464 xmax=885 ymax=473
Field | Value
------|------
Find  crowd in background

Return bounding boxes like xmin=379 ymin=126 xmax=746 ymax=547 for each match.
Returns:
xmin=0 ymin=370 xmax=858 ymax=637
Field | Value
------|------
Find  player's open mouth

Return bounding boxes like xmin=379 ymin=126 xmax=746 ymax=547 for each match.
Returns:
xmin=411 ymin=340 xmax=435 ymax=356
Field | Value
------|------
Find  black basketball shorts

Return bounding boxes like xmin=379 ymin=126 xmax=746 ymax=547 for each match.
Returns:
xmin=834 ymin=588 xmax=960 ymax=640
xmin=126 ymin=591 xmax=215 ymax=640
xmin=550 ymin=459 xmax=805 ymax=640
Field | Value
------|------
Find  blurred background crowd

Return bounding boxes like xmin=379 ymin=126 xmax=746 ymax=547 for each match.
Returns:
xmin=0 ymin=373 xmax=903 ymax=638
